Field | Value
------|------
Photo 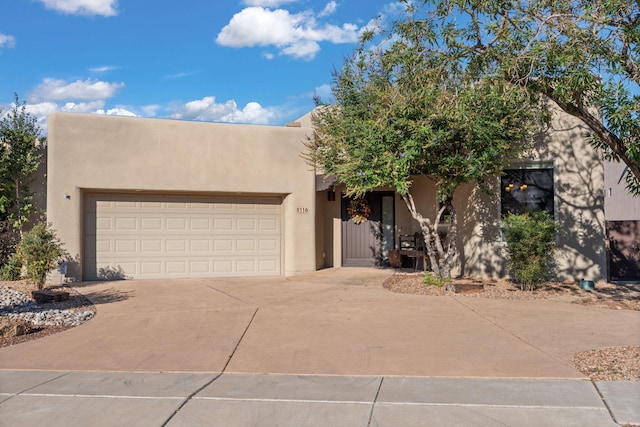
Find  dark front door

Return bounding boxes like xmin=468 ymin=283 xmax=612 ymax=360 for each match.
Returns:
xmin=341 ymin=192 xmax=394 ymax=267
xmin=607 ymin=221 xmax=640 ymax=282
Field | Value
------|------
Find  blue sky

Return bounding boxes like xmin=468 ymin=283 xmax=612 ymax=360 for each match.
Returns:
xmin=0 ymin=0 xmax=401 ymax=133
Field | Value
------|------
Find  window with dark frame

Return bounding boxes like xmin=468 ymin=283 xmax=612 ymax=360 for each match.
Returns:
xmin=501 ymin=168 xmax=554 ymax=218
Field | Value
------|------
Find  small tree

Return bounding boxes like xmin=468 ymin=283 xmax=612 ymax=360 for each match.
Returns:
xmin=15 ymin=222 xmax=67 ymax=290
xmin=306 ymin=15 xmax=544 ymax=279
xmin=0 ymin=93 xmax=45 ymax=232
xmin=502 ymin=211 xmax=560 ymax=290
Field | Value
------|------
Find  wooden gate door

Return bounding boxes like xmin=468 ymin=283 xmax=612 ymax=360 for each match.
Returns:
xmin=607 ymin=220 xmax=640 ymax=282
xmin=341 ymin=192 xmax=394 ymax=267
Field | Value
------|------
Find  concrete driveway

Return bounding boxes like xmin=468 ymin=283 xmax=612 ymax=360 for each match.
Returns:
xmin=1 ymin=267 xmax=639 ymax=377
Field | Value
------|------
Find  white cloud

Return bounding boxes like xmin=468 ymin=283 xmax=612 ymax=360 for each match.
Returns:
xmin=36 ymin=0 xmax=118 ymax=17
xmin=89 ymin=65 xmax=118 ymax=73
xmin=216 ymin=6 xmax=361 ymax=60
xmin=30 ymin=78 xmax=124 ymax=102
xmin=169 ymin=96 xmax=277 ymax=125
xmin=141 ymin=104 xmax=161 ymax=117
xmin=2 ymin=100 xmax=137 ymax=135
xmin=95 ymin=107 xmax=138 ymax=117
xmin=0 ymin=33 xmax=16 ymax=49
xmin=314 ymin=83 xmax=332 ymax=102
xmin=60 ymin=100 xmax=106 ymax=113
xmin=281 ymin=40 xmax=320 ymax=60
xmin=163 ymin=71 xmax=194 ymax=79
xmin=242 ymin=0 xmax=297 ymax=6
xmin=318 ymin=1 xmax=338 ymax=18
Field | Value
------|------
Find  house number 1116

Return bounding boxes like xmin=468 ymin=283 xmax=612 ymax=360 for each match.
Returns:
xmin=297 ymin=207 xmax=309 ymax=214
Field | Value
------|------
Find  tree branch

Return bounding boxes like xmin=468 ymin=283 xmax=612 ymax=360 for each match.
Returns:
xmin=543 ymin=86 xmax=640 ymax=184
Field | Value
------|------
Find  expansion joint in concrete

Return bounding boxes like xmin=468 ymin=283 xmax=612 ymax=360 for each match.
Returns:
xmin=366 ymin=376 xmax=385 ymax=427
xmin=592 ymin=380 xmax=619 ymax=425
xmin=159 ymin=308 xmax=259 ymax=427
xmin=451 ymin=296 xmax=572 ymax=369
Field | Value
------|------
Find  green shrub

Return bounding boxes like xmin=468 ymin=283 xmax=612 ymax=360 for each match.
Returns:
xmin=15 ymin=222 xmax=67 ymax=289
xmin=502 ymin=211 xmax=560 ymax=290
xmin=423 ymin=272 xmax=450 ymax=287
xmin=0 ymin=254 xmax=22 ymax=281
xmin=0 ymin=225 xmax=19 ymax=268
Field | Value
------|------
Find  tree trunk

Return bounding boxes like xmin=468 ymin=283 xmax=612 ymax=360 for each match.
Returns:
xmin=400 ymin=193 xmax=440 ymax=276
xmin=435 ymin=197 xmax=457 ymax=279
xmin=400 ymin=192 xmax=457 ymax=279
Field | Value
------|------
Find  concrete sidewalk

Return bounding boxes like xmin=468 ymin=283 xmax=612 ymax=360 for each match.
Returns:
xmin=1 ymin=371 xmax=638 ymax=426
xmin=1 ymin=268 xmax=639 ymax=425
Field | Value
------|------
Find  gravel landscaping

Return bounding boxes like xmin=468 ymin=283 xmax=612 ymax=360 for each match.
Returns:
xmin=384 ymin=272 xmax=640 ymax=382
xmin=0 ymin=281 xmax=95 ymax=348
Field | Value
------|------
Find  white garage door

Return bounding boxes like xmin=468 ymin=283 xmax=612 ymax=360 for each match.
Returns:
xmin=84 ymin=193 xmax=282 ymax=280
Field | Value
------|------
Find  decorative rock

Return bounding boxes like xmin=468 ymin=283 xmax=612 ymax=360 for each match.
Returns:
xmin=446 ymin=282 xmax=485 ymax=293
xmin=1 ymin=286 xmax=95 ymax=328
xmin=0 ymin=317 xmax=31 ymax=338
xmin=32 ymin=290 xmax=70 ymax=304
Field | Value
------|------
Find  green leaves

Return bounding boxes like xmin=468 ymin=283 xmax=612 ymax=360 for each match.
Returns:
xmin=414 ymin=0 xmax=640 ymax=195
xmin=307 ymin=5 xmax=545 ymax=198
xmin=0 ymin=94 xmax=44 ymax=230
xmin=15 ymin=222 xmax=67 ymax=289
xmin=502 ymin=211 xmax=560 ymax=290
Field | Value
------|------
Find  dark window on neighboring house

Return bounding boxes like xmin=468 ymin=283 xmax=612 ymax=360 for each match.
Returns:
xmin=501 ymin=168 xmax=554 ymax=218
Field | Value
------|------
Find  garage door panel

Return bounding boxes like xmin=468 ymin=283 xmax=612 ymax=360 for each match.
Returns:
xmin=259 ymin=218 xmax=279 ymax=231
xmin=259 ymin=259 xmax=280 ymax=273
xmin=190 ymin=218 xmax=212 ymax=231
xmin=114 ymin=239 xmax=137 ymax=253
xmin=213 ymin=239 xmax=234 ymax=252
xmin=190 ymin=240 xmax=211 ymax=252
xmin=95 ymin=217 xmax=112 ymax=231
xmin=84 ymin=194 xmax=282 ymax=280
xmin=190 ymin=260 xmax=211 ymax=273
xmin=259 ymin=239 xmax=279 ymax=251
xmin=166 ymin=239 xmax=187 ymax=252
xmin=166 ymin=217 xmax=187 ymax=230
xmin=140 ymin=262 xmax=161 ymax=275
xmin=141 ymin=239 xmax=162 ymax=252
xmin=141 ymin=217 xmax=162 ymax=230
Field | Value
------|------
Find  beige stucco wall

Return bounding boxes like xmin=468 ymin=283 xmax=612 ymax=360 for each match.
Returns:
xmin=457 ymin=103 xmax=606 ymax=281
xmin=47 ymin=112 xmax=317 ymax=280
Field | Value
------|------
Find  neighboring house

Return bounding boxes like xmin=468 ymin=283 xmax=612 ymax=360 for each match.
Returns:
xmin=604 ymin=160 xmax=640 ymax=282
xmin=47 ymin=105 xmax=606 ymax=282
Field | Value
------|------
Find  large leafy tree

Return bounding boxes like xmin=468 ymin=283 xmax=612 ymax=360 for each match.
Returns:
xmin=306 ymin=21 xmax=544 ymax=278
xmin=411 ymin=0 xmax=640 ymax=194
xmin=0 ymin=94 xmax=45 ymax=232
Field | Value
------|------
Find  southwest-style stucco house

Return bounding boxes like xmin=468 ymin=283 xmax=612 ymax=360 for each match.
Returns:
xmin=47 ymin=104 xmax=606 ymax=282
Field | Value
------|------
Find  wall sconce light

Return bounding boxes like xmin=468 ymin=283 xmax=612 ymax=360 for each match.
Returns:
xmin=520 ymin=184 xmax=528 ymax=191
xmin=505 ymin=183 xmax=514 ymax=192
xmin=327 ymin=187 xmax=336 ymax=201
xmin=64 ymin=193 xmax=71 ymax=200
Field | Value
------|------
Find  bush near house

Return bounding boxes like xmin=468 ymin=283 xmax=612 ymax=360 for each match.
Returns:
xmin=13 ymin=222 xmax=67 ymax=289
xmin=0 ymin=223 xmax=19 ymax=270
xmin=502 ymin=211 xmax=560 ymax=290
xmin=0 ymin=253 xmax=22 ymax=281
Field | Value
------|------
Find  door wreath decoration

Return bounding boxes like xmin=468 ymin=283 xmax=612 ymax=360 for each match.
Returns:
xmin=347 ymin=198 xmax=371 ymax=224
